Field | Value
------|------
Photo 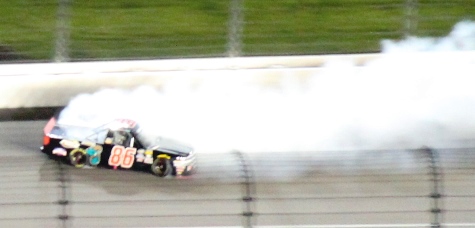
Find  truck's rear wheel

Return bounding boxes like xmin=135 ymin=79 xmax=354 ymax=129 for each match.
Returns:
xmin=69 ymin=148 xmax=87 ymax=168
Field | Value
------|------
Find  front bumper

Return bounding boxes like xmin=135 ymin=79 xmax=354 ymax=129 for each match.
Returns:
xmin=173 ymin=152 xmax=196 ymax=175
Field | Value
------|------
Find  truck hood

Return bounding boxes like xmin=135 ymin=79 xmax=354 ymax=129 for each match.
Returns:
xmin=146 ymin=137 xmax=193 ymax=156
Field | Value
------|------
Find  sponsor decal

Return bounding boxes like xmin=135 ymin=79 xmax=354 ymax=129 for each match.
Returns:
xmin=135 ymin=149 xmax=145 ymax=162
xmin=52 ymin=147 xmax=67 ymax=156
xmin=117 ymin=119 xmax=137 ymax=128
xmin=144 ymin=150 xmax=154 ymax=164
xmin=109 ymin=119 xmax=137 ymax=130
xmin=60 ymin=140 xmax=80 ymax=149
xmin=86 ymin=145 xmax=103 ymax=166
xmin=81 ymin=141 xmax=95 ymax=147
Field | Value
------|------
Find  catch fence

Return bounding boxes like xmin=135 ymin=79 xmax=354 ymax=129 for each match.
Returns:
xmin=1 ymin=147 xmax=475 ymax=227
xmin=0 ymin=0 xmax=473 ymax=62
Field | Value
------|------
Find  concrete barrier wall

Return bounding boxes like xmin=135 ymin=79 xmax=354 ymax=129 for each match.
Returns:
xmin=1 ymin=51 xmax=474 ymax=108
xmin=0 ymin=54 xmax=375 ymax=108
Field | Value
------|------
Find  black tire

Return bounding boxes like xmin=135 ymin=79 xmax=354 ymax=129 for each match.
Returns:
xmin=69 ymin=148 xmax=87 ymax=168
xmin=151 ymin=157 xmax=172 ymax=177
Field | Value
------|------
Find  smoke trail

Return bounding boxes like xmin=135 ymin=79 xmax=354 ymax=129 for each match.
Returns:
xmin=58 ymin=21 xmax=475 ymax=153
xmin=381 ymin=20 xmax=475 ymax=53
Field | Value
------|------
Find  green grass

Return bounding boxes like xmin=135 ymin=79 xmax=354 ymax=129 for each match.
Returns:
xmin=69 ymin=0 xmax=229 ymax=59
xmin=0 ymin=0 xmax=57 ymax=59
xmin=0 ymin=0 xmax=473 ymax=61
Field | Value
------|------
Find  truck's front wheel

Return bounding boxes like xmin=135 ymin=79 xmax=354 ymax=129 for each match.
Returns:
xmin=151 ymin=156 xmax=172 ymax=177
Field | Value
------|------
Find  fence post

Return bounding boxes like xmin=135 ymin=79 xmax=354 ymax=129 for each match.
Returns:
xmin=232 ymin=150 xmax=255 ymax=227
xmin=404 ymin=0 xmax=418 ymax=37
xmin=57 ymin=160 xmax=70 ymax=228
xmin=421 ymin=147 xmax=443 ymax=227
xmin=55 ymin=0 xmax=71 ymax=62
xmin=228 ymin=0 xmax=244 ymax=57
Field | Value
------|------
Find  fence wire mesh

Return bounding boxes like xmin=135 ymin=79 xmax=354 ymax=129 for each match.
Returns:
xmin=0 ymin=0 xmax=473 ymax=62
xmin=2 ymin=146 xmax=475 ymax=227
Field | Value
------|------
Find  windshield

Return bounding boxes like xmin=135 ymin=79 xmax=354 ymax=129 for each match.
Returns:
xmin=131 ymin=124 xmax=193 ymax=154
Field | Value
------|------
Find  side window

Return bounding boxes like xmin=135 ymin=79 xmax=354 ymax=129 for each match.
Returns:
xmin=104 ymin=130 xmax=131 ymax=146
xmin=114 ymin=131 xmax=129 ymax=146
xmin=104 ymin=130 xmax=114 ymax=144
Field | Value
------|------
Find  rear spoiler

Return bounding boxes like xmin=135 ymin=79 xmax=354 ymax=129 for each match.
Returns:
xmin=44 ymin=117 xmax=56 ymax=135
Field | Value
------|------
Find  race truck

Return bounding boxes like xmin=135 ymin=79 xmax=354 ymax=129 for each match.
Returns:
xmin=41 ymin=118 xmax=195 ymax=177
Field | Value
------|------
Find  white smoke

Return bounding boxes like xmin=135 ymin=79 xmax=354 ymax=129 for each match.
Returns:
xmin=59 ymin=21 xmax=475 ymax=153
xmin=382 ymin=20 xmax=475 ymax=53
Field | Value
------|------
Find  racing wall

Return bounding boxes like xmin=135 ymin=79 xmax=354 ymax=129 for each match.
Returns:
xmin=1 ymin=51 xmax=474 ymax=109
xmin=0 ymin=54 xmax=374 ymax=108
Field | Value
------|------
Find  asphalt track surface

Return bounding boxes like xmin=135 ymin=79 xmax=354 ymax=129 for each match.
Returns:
xmin=1 ymin=121 xmax=475 ymax=228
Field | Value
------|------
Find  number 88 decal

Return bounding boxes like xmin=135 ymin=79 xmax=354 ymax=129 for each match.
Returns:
xmin=108 ymin=146 xmax=137 ymax=169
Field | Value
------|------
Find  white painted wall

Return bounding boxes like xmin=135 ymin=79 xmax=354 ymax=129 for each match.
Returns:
xmin=0 ymin=52 xmax=473 ymax=108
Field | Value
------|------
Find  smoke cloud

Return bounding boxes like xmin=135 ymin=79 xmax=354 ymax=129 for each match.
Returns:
xmin=382 ymin=20 xmax=475 ymax=53
xmin=59 ymin=21 xmax=475 ymax=153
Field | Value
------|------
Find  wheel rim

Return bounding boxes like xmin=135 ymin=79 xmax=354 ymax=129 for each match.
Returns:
xmin=72 ymin=153 xmax=86 ymax=167
xmin=156 ymin=160 xmax=166 ymax=172
xmin=152 ymin=158 xmax=170 ymax=176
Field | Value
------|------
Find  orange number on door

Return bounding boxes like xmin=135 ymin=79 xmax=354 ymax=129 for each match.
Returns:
xmin=108 ymin=146 xmax=137 ymax=169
